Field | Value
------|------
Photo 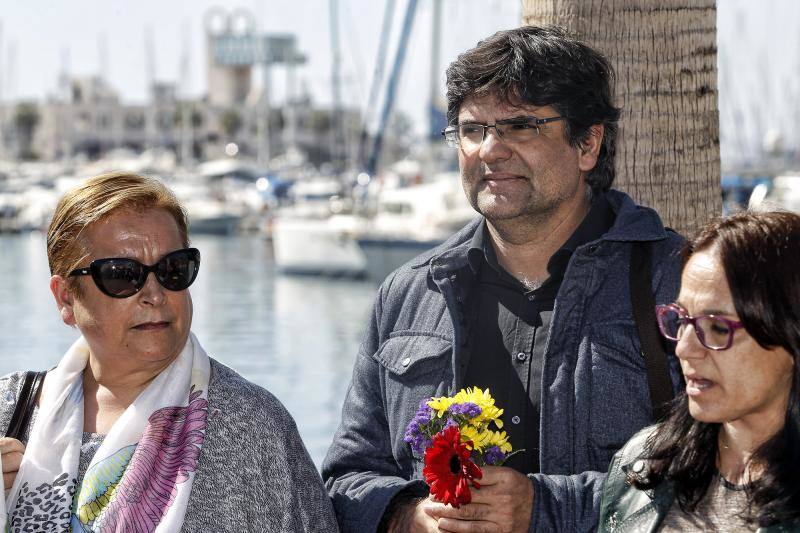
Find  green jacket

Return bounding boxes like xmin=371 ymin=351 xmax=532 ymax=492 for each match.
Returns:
xmin=597 ymin=426 xmax=800 ymax=533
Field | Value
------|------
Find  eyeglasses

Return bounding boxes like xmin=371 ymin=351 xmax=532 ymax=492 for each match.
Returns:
xmin=69 ymin=248 xmax=200 ymax=298
xmin=655 ymin=303 xmax=744 ymax=351
xmin=442 ymin=115 xmax=564 ymax=152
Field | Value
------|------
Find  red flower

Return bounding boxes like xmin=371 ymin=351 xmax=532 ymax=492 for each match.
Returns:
xmin=422 ymin=425 xmax=483 ymax=508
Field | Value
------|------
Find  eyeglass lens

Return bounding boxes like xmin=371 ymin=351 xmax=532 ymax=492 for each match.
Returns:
xmin=658 ymin=307 xmax=734 ymax=350
xmin=456 ymin=121 xmax=538 ymax=151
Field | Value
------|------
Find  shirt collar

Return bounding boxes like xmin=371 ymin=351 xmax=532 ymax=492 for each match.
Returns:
xmin=467 ymin=193 xmax=616 ymax=280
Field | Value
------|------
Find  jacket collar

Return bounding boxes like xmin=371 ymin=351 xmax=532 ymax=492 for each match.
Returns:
xmin=412 ymin=189 xmax=671 ymax=276
xmin=601 ymin=189 xmax=671 ymax=243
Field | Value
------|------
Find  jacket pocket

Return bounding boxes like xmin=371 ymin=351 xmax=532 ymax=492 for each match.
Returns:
xmin=373 ymin=332 xmax=453 ymax=468
xmin=374 ymin=331 xmax=453 ymax=380
xmin=588 ymin=322 xmax=652 ymax=469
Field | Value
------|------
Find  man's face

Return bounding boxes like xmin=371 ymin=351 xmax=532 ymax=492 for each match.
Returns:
xmin=457 ymin=94 xmax=600 ymax=225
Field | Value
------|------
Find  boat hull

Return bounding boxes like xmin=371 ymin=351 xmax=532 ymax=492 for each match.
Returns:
xmin=273 ymin=217 xmax=367 ymax=277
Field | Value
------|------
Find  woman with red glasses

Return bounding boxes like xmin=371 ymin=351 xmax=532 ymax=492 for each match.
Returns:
xmin=598 ymin=211 xmax=800 ymax=532
xmin=0 ymin=172 xmax=337 ymax=532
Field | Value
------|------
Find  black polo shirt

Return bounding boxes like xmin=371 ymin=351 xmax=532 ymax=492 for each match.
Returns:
xmin=463 ymin=194 xmax=616 ymax=474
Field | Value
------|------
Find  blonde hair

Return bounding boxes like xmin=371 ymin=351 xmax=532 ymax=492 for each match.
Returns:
xmin=47 ymin=172 xmax=189 ymax=289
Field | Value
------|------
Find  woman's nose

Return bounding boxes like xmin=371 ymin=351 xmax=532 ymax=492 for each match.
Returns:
xmin=138 ymin=272 xmax=166 ymax=305
xmin=675 ymin=323 xmax=706 ymax=360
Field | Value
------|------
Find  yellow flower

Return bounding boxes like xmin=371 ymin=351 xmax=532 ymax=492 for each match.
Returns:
xmin=427 ymin=395 xmax=455 ymax=418
xmin=460 ymin=425 xmax=494 ymax=451
xmin=450 ymin=387 xmax=504 ymax=429
xmin=485 ymin=430 xmax=513 ymax=454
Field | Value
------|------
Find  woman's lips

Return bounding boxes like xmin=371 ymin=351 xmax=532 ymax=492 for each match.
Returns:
xmin=686 ymin=377 xmax=715 ymax=396
xmin=132 ymin=321 xmax=170 ymax=331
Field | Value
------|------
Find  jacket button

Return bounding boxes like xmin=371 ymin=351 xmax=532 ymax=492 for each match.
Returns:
xmin=515 ymin=352 xmax=527 ymax=362
xmin=511 ymin=415 xmax=521 ymax=424
xmin=632 ymin=459 xmax=645 ymax=473
xmin=401 ymin=357 xmax=411 ymax=367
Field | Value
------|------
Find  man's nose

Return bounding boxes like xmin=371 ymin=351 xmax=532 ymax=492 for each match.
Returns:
xmin=478 ymin=126 xmax=511 ymax=162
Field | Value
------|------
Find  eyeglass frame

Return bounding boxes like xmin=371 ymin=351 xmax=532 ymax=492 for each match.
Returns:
xmin=655 ymin=303 xmax=745 ymax=351
xmin=68 ymin=247 xmax=201 ymax=299
xmin=441 ymin=115 xmax=564 ymax=150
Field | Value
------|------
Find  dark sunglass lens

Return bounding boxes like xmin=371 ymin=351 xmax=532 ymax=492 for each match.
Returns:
xmin=95 ymin=259 xmax=144 ymax=297
xmin=156 ymin=249 xmax=199 ymax=291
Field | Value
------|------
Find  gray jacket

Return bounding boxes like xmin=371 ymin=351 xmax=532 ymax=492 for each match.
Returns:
xmin=0 ymin=360 xmax=339 ymax=533
xmin=322 ymin=190 xmax=684 ymax=532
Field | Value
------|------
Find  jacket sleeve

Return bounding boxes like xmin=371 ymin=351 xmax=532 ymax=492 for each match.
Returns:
xmin=322 ymin=283 xmax=428 ymax=532
xmin=527 ymin=471 xmax=605 ymax=532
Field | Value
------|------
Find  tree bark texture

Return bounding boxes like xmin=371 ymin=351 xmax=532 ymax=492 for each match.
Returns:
xmin=522 ymin=0 xmax=722 ymax=235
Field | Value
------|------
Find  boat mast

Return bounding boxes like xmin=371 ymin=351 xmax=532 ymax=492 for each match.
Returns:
xmin=428 ymin=0 xmax=442 ymax=140
xmin=366 ymin=0 xmax=419 ymax=177
xmin=330 ymin=0 xmax=345 ymax=173
xmin=358 ymin=0 xmax=396 ymax=170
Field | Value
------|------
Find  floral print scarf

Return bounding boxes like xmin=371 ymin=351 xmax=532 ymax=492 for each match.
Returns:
xmin=4 ymin=332 xmax=210 ymax=532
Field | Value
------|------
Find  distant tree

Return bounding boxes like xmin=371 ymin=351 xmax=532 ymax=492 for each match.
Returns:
xmin=173 ymin=104 xmax=204 ymax=128
xmin=523 ymin=0 xmax=722 ymax=234
xmin=307 ymin=110 xmax=332 ymax=134
xmin=269 ymin=109 xmax=285 ymax=131
xmin=14 ymin=102 xmax=41 ymax=160
xmin=219 ymin=109 xmax=242 ymax=139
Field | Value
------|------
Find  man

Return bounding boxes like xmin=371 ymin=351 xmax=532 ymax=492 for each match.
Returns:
xmin=323 ymin=26 xmax=684 ymax=532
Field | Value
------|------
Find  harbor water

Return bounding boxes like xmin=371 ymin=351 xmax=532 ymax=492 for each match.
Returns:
xmin=0 ymin=232 xmax=378 ymax=467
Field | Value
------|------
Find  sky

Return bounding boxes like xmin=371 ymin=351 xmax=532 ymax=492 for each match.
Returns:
xmin=0 ymin=0 xmax=520 ymax=136
xmin=0 ymin=0 xmax=796 ymax=164
xmin=716 ymin=0 xmax=800 ymax=167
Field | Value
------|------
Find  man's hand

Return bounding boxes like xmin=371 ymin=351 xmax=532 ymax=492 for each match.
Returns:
xmin=388 ymin=496 xmax=441 ymax=533
xmin=423 ymin=466 xmax=534 ymax=533
xmin=0 ymin=437 xmax=25 ymax=492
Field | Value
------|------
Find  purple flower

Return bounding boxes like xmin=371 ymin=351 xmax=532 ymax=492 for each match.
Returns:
xmin=404 ymin=401 xmax=436 ymax=455
xmin=405 ymin=432 xmax=433 ymax=456
xmin=483 ymin=446 xmax=506 ymax=466
xmin=448 ymin=402 xmax=482 ymax=418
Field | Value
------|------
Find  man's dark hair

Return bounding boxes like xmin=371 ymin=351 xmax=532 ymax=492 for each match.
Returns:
xmin=445 ymin=26 xmax=620 ymax=193
xmin=635 ymin=210 xmax=800 ymax=527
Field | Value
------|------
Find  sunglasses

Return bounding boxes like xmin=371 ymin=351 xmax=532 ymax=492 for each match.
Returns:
xmin=655 ymin=303 xmax=744 ymax=351
xmin=69 ymin=248 xmax=200 ymax=298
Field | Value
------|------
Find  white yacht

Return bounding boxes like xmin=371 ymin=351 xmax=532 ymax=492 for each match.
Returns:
xmin=271 ymin=177 xmax=368 ymax=277
xmin=356 ymin=173 xmax=476 ymax=281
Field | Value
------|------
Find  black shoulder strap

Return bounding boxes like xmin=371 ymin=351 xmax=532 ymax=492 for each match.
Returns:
xmin=6 ymin=370 xmax=46 ymax=440
xmin=630 ymin=242 xmax=673 ymax=422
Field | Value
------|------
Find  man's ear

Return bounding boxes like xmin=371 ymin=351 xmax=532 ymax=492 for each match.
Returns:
xmin=50 ymin=275 xmax=77 ymax=326
xmin=578 ymin=124 xmax=604 ymax=173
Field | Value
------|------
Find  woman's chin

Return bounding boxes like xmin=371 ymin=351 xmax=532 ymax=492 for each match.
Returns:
xmin=687 ymin=401 xmax=723 ymax=424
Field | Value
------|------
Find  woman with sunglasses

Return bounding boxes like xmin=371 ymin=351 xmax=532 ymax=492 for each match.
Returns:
xmin=597 ymin=210 xmax=800 ymax=532
xmin=0 ymin=172 xmax=338 ymax=532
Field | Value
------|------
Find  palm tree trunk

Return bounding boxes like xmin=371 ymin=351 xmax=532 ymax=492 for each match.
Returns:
xmin=523 ymin=0 xmax=721 ymax=235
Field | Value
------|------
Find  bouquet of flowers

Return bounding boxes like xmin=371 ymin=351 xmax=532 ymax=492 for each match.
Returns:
xmin=403 ymin=387 xmax=516 ymax=508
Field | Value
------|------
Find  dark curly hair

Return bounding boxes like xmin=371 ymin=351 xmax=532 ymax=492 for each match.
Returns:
xmin=634 ymin=211 xmax=800 ymax=527
xmin=445 ymin=26 xmax=621 ymax=194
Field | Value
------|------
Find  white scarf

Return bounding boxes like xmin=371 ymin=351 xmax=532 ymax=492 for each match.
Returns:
xmin=4 ymin=332 xmax=211 ymax=532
